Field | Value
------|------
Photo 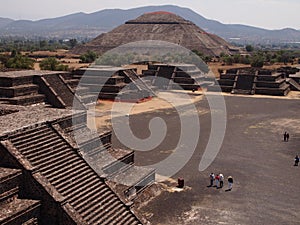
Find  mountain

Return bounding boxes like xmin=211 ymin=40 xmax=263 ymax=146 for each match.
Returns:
xmin=1 ymin=5 xmax=300 ymax=44
xmin=0 ymin=17 xmax=14 ymax=29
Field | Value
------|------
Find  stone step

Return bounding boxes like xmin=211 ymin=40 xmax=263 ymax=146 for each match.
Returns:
xmin=40 ymin=155 xmax=82 ymax=178
xmin=65 ymin=79 xmax=79 ymax=87
xmin=72 ymin=183 xmax=107 ymax=211
xmin=82 ymin=194 xmax=117 ymax=221
xmin=30 ymin=145 xmax=72 ymax=165
xmin=22 ymin=217 xmax=39 ymax=225
xmin=63 ymin=177 xmax=99 ymax=201
xmin=45 ymin=160 xmax=87 ymax=183
xmin=0 ymin=84 xmax=40 ymax=98
xmin=33 ymin=150 xmax=75 ymax=169
xmin=83 ymin=143 xmax=111 ymax=157
xmin=118 ymin=212 xmax=137 ymax=225
xmin=0 ymin=187 xmax=19 ymax=205
xmin=63 ymin=123 xmax=86 ymax=134
xmin=27 ymin=145 xmax=69 ymax=164
xmin=39 ymin=154 xmax=78 ymax=175
xmin=21 ymin=139 xmax=66 ymax=156
xmin=15 ymin=133 xmax=63 ymax=153
xmin=87 ymin=199 xmax=120 ymax=224
xmin=0 ymin=199 xmax=40 ymax=225
xmin=0 ymin=168 xmax=22 ymax=205
xmin=11 ymin=129 xmax=54 ymax=147
xmin=51 ymin=165 xmax=91 ymax=188
xmin=2 ymin=94 xmax=45 ymax=106
xmin=123 ymin=215 xmax=141 ymax=225
xmin=66 ymin=180 xmax=101 ymax=203
xmin=76 ymin=192 xmax=115 ymax=218
xmin=9 ymin=125 xmax=49 ymax=142
xmin=79 ymin=94 xmax=98 ymax=104
xmin=60 ymin=173 xmax=98 ymax=196
xmin=99 ymin=204 xmax=126 ymax=225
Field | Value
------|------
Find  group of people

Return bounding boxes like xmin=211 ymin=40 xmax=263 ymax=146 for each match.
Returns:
xmin=283 ymin=131 xmax=290 ymax=142
xmin=209 ymin=173 xmax=233 ymax=191
xmin=283 ymin=131 xmax=299 ymax=167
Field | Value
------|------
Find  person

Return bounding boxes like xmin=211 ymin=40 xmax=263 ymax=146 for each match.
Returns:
xmin=286 ymin=133 xmax=290 ymax=142
xmin=228 ymin=176 xmax=233 ymax=190
xmin=215 ymin=174 xmax=220 ymax=188
xmin=283 ymin=132 xmax=287 ymax=142
xmin=294 ymin=155 xmax=299 ymax=166
xmin=219 ymin=173 xmax=224 ymax=188
xmin=209 ymin=173 xmax=215 ymax=187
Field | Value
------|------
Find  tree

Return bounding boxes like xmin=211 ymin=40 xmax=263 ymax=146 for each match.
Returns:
xmin=250 ymin=56 xmax=264 ymax=68
xmin=40 ymin=57 xmax=68 ymax=71
xmin=6 ymin=54 xmax=34 ymax=69
xmin=245 ymin=45 xmax=254 ymax=52
xmin=69 ymin=39 xmax=78 ymax=48
xmin=80 ymin=51 xmax=98 ymax=63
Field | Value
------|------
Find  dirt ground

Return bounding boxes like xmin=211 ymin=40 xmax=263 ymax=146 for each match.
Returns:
xmin=91 ymin=92 xmax=300 ymax=225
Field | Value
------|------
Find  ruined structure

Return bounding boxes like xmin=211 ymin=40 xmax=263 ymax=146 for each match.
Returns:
xmin=0 ymin=71 xmax=84 ymax=109
xmin=72 ymin=11 xmax=237 ymax=56
xmin=0 ymin=70 xmax=155 ymax=224
xmin=208 ymin=67 xmax=300 ymax=96
xmin=141 ymin=63 xmax=206 ymax=91
xmin=62 ymin=63 xmax=206 ymax=102
xmin=70 ymin=66 xmax=155 ymax=103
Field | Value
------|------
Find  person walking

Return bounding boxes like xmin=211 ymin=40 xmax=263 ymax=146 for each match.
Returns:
xmin=227 ymin=176 xmax=233 ymax=190
xmin=215 ymin=174 xmax=220 ymax=188
xmin=294 ymin=155 xmax=299 ymax=166
xmin=219 ymin=173 xmax=224 ymax=188
xmin=283 ymin=132 xmax=287 ymax=142
xmin=209 ymin=173 xmax=215 ymax=187
xmin=286 ymin=133 xmax=290 ymax=142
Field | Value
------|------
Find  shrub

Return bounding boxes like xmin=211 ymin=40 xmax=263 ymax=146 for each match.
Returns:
xmin=40 ymin=57 xmax=68 ymax=71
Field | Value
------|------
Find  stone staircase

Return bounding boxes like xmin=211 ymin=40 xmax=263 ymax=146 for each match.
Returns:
xmin=58 ymin=118 xmax=155 ymax=199
xmin=6 ymin=124 xmax=143 ymax=225
xmin=0 ymin=167 xmax=40 ymax=225
xmin=142 ymin=64 xmax=202 ymax=91
xmin=208 ymin=68 xmax=291 ymax=96
xmin=0 ymin=72 xmax=45 ymax=106
xmin=287 ymin=78 xmax=300 ymax=91
xmin=64 ymin=67 xmax=154 ymax=102
xmin=34 ymin=74 xmax=85 ymax=109
xmin=121 ymin=69 xmax=156 ymax=98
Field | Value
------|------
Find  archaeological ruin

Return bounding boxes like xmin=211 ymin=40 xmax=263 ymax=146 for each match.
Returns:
xmin=0 ymin=69 xmax=157 ymax=224
xmin=208 ymin=67 xmax=300 ymax=96
xmin=72 ymin=11 xmax=238 ymax=56
xmin=1 ymin=61 xmax=300 ymax=224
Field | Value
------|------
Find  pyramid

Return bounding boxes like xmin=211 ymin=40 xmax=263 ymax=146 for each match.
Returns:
xmin=73 ymin=11 xmax=236 ymax=56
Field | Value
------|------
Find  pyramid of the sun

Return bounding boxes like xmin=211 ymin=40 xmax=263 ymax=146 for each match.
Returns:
xmin=73 ymin=11 xmax=236 ymax=56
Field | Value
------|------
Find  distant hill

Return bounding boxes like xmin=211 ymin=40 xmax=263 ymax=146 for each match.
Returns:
xmin=0 ymin=18 xmax=14 ymax=29
xmin=1 ymin=5 xmax=300 ymax=44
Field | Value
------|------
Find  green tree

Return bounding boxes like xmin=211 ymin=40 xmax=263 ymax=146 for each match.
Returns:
xmin=6 ymin=54 xmax=34 ymax=69
xmin=80 ymin=51 xmax=98 ymax=63
xmin=69 ymin=39 xmax=78 ymax=48
xmin=250 ymin=56 xmax=264 ymax=68
xmin=40 ymin=57 xmax=68 ymax=71
xmin=245 ymin=45 xmax=254 ymax=52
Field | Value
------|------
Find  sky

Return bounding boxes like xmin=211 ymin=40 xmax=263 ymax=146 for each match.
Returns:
xmin=1 ymin=0 xmax=300 ymax=30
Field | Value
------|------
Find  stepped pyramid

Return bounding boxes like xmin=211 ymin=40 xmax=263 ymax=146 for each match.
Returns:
xmin=0 ymin=106 xmax=151 ymax=224
xmin=73 ymin=11 xmax=236 ymax=56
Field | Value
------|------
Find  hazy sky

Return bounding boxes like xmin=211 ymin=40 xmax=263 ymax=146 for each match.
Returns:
xmin=1 ymin=0 xmax=300 ymax=30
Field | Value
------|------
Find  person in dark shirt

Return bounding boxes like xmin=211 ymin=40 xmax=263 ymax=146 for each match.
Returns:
xmin=228 ymin=176 xmax=233 ymax=190
xmin=294 ymin=155 xmax=299 ymax=166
